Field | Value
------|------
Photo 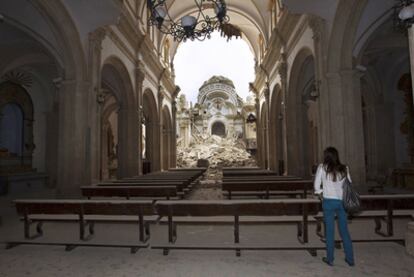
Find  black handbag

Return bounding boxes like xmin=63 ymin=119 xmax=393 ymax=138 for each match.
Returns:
xmin=342 ymin=177 xmax=361 ymax=214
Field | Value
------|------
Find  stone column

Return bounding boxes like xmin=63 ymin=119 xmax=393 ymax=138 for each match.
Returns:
xmin=309 ymin=16 xmax=329 ymax=159
xmin=409 ymin=27 xmax=414 ymax=108
xmin=278 ymin=60 xmax=289 ymax=175
xmin=117 ymin=106 xmax=140 ymax=178
xmin=264 ymin=87 xmax=271 ymax=170
xmin=406 ymin=221 xmax=414 ymax=257
xmin=56 ymin=80 xmax=90 ymax=197
xmin=255 ymin=96 xmax=262 ymax=168
xmin=87 ymin=28 xmax=106 ymax=183
xmin=157 ymin=87 xmax=165 ymax=171
xmin=135 ymin=62 xmax=145 ymax=175
xmin=171 ymin=88 xmax=179 ymax=168
xmin=325 ymin=69 xmax=366 ymax=184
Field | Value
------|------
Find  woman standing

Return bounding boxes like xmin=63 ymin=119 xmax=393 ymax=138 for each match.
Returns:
xmin=314 ymin=147 xmax=355 ymax=266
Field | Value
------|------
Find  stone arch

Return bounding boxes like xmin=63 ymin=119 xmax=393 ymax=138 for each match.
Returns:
xmin=269 ymin=84 xmax=284 ymax=174
xmin=161 ymin=106 xmax=173 ymax=170
xmin=101 ymin=56 xmax=138 ymax=179
xmin=286 ymin=48 xmax=317 ymax=177
xmin=0 ymin=82 xmax=34 ymax=168
xmin=327 ymin=0 xmax=368 ymax=72
xmin=102 ymin=56 xmax=135 ymax=106
xmin=143 ymin=88 xmax=160 ymax=173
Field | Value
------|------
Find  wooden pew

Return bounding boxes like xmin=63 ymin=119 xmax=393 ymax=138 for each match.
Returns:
xmin=8 ymin=199 xmax=156 ymax=253
xmin=222 ymin=169 xmax=279 ymax=177
xmin=222 ymin=180 xmax=313 ymax=199
xmin=98 ymin=181 xmax=190 ymax=194
xmin=315 ymin=194 xmax=414 ymax=241
xmin=152 ymin=199 xmax=321 ymax=256
xmin=81 ymin=185 xmax=181 ymax=200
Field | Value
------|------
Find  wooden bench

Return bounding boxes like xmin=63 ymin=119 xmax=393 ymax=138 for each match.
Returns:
xmin=222 ymin=180 xmax=313 ymax=199
xmin=223 ymin=169 xmax=278 ymax=177
xmin=315 ymin=194 xmax=414 ymax=243
xmin=152 ymin=199 xmax=321 ymax=256
xmin=81 ymin=185 xmax=181 ymax=200
xmin=8 ymin=199 xmax=156 ymax=253
xmin=222 ymin=175 xmax=301 ymax=181
xmin=98 ymin=181 xmax=190 ymax=194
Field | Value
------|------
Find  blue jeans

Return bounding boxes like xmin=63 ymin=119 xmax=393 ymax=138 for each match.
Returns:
xmin=323 ymin=198 xmax=354 ymax=264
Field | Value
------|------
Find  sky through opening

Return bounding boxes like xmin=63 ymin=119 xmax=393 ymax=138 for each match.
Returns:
xmin=174 ymin=31 xmax=256 ymax=106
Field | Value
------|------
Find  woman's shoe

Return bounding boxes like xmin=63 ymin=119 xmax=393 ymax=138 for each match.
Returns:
xmin=322 ymin=257 xmax=333 ymax=266
xmin=345 ymin=259 xmax=355 ymax=267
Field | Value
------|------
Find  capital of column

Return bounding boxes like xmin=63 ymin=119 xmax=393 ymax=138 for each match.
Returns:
xmin=89 ymin=28 xmax=106 ymax=51
xmin=308 ymin=15 xmax=324 ymax=43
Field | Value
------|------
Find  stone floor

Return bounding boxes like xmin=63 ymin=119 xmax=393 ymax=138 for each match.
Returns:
xmin=1 ymin=195 xmax=414 ymax=277
xmin=1 ymin=179 xmax=414 ymax=277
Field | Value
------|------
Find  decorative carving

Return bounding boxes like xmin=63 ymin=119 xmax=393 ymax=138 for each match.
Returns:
xmin=2 ymin=70 xmax=33 ymax=88
xmin=277 ymin=59 xmax=288 ymax=84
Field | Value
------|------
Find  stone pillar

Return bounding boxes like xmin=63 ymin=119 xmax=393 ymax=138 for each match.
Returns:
xmin=309 ymin=16 xmax=329 ymax=159
xmin=406 ymin=221 xmax=414 ymax=257
xmin=409 ymin=27 xmax=414 ymax=108
xmin=157 ymin=87 xmax=165 ymax=171
xmin=117 ymin=106 xmax=139 ymax=178
xmin=135 ymin=62 xmax=145 ymax=175
xmin=255 ymin=96 xmax=262 ymax=168
xmin=87 ymin=28 xmax=106 ymax=183
xmin=56 ymin=80 xmax=90 ymax=197
xmin=278 ymin=60 xmax=289 ymax=175
xmin=171 ymin=99 xmax=178 ymax=168
xmin=264 ymin=87 xmax=271 ymax=170
xmin=325 ymin=69 xmax=366 ymax=185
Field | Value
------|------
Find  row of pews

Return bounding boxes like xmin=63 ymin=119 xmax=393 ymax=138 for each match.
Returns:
xmin=7 ymin=167 xmax=414 ymax=256
xmin=82 ymin=168 xmax=205 ymax=200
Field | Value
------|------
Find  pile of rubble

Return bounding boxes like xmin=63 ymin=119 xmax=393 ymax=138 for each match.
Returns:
xmin=177 ymin=135 xmax=257 ymax=169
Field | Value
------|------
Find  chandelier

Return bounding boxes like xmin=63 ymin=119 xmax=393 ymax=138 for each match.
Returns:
xmin=396 ymin=0 xmax=414 ymax=28
xmin=147 ymin=0 xmax=231 ymax=42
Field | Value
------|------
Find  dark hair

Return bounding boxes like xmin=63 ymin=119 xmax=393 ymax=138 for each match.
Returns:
xmin=323 ymin=147 xmax=347 ymax=182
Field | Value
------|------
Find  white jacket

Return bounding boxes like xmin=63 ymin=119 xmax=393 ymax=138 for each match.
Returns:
xmin=313 ymin=163 xmax=351 ymax=200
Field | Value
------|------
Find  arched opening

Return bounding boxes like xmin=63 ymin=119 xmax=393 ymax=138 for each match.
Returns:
xmin=357 ymin=18 xmax=411 ymax=183
xmin=143 ymin=89 xmax=160 ymax=173
xmin=100 ymin=57 xmax=137 ymax=179
xmin=173 ymin=32 xmax=257 ymax=168
xmin=287 ymin=49 xmax=318 ymax=177
xmin=0 ymin=82 xmax=34 ymax=173
xmin=211 ymin=121 xmax=226 ymax=137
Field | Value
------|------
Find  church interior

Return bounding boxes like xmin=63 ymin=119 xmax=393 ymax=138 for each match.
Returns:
xmin=1 ymin=0 xmax=414 ymax=276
